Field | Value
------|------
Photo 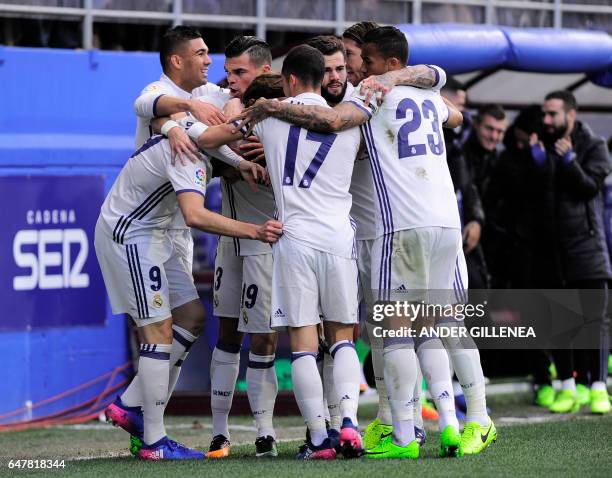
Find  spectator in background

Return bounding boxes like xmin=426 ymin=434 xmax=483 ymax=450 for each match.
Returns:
xmin=461 ymin=104 xmax=507 ymax=289
xmin=464 ymin=104 xmax=507 ymax=195
xmin=484 ymin=105 xmax=543 ymax=289
xmin=441 ymin=77 xmax=472 ymax=145
xmin=524 ymin=91 xmax=611 ymax=415
xmin=486 ymin=97 xmax=612 ymax=413
xmin=484 ymin=105 xmax=555 ymax=401
xmin=442 ymin=80 xmax=484 ymax=289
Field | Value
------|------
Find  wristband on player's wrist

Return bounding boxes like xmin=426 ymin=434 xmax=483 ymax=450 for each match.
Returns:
xmin=160 ymin=120 xmax=180 ymax=137
xmin=186 ymin=121 xmax=208 ymax=142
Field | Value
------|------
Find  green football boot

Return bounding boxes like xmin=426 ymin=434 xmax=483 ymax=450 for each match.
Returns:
xmin=549 ymin=389 xmax=579 ymax=413
xmin=439 ymin=425 xmax=462 ymax=458
xmin=590 ymin=388 xmax=611 ymax=414
xmin=535 ymin=385 xmax=555 ymax=408
xmin=460 ymin=418 xmax=497 ymax=455
xmin=608 ymin=354 xmax=612 ymax=375
xmin=575 ymin=384 xmax=591 ymax=407
xmin=129 ymin=435 xmax=142 ymax=456
xmin=362 ymin=418 xmax=393 ymax=451
xmin=365 ymin=435 xmax=419 ymax=459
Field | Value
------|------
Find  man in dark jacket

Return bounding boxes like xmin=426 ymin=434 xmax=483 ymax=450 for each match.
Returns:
xmin=442 ymin=79 xmax=484 ymax=245
xmin=484 ymin=105 xmax=558 ymax=404
xmin=462 ymin=104 xmax=507 ymax=289
xmin=532 ymin=90 xmax=612 ymax=414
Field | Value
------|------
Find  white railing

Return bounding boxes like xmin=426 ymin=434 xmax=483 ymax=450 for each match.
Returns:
xmin=0 ymin=0 xmax=611 ymax=49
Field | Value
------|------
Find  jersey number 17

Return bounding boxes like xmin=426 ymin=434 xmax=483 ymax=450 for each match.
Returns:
xmin=283 ymin=126 xmax=337 ymax=188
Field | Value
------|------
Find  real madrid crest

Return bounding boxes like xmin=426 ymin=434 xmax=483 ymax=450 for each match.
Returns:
xmin=242 ymin=310 xmax=249 ymax=324
xmin=152 ymin=293 xmax=163 ymax=308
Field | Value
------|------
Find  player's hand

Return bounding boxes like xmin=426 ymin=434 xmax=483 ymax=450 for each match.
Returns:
xmin=238 ymin=160 xmax=269 ymax=192
xmin=256 ymin=219 xmax=283 ymax=243
xmin=554 ymin=137 xmax=572 ymax=157
xmin=529 ymin=133 xmax=547 ymax=167
xmin=167 ymin=127 xmax=199 ymax=166
xmin=462 ymin=221 xmax=481 ymax=253
xmin=360 ymin=73 xmax=394 ymax=106
xmin=529 ymin=133 xmax=540 ymax=147
xmin=239 ymin=136 xmax=266 ymax=163
xmin=190 ymin=100 xmax=226 ymax=126
xmin=230 ymin=98 xmax=278 ymax=137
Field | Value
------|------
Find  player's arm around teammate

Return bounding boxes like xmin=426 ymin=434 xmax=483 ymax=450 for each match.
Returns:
xmin=232 ymin=71 xmax=462 ymax=135
xmin=177 ymin=191 xmax=281 ymax=242
xmin=134 ymin=27 xmax=227 ymax=164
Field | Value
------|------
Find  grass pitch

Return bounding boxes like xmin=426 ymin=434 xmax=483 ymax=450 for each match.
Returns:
xmin=1 ymin=394 xmax=611 ymax=477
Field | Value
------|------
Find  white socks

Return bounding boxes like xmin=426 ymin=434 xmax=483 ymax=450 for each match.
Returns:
xmin=120 ymin=325 xmax=198 ymax=408
xmin=330 ymin=340 xmax=360 ymax=426
xmin=446 ymin=344 xmax=488 ymax=426
xmin=247 ymin=352 xmax=278 ymax=438
xmin=562 ymin=377 xmax=577 ymax=393
xmin=413 ymin=361 xmax=424 ymax=429
xmin=383 ymin=340 xmax=417 ymax=446
xmin=120 ymin=374 xmax=143 ymax=408
xmin=366 ymin=320 xmax=392 ymax=424
xmin=416 ymin=338 xmax=458 ymax=431
xmin=323 ymin=352 xmax=341 ymax=430
xmin=292 ymin=352 xmax=327 ymax=446
xmin=210 ymin=344 xmax=241 ymax=439
xmin=138 ymin=343 xmax=172 ymax=445
xmin=592 ymin=381 xmax=607 ymax=391
xmin=167 ymin=325 xmax=197 ymax=400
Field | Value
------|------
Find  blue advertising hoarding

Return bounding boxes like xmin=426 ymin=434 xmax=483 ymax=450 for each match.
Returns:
xmin=0 ymin=175 xmax=106 ymax=331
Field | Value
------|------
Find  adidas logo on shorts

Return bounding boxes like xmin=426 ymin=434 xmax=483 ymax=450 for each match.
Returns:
xmin=395 ymin=284 xmax=408 ymax=292
xmin=273 ymin=308 xmax=285 ymax=318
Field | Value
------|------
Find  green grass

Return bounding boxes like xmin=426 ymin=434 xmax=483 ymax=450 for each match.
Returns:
xmin=1 ymin=398 xmax=612 ymax=477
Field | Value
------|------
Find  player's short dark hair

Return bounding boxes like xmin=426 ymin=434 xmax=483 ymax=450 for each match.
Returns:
xmin=442 ymin=76 xmax=466 ymax=95
xmin=281 ymin=45 xmax=325 ymax=88
xmin=159 ymin=26 xmax=202 ymax=72
xmin=243 ymin=73 xmax=285 ymax=106
xmin=306 ymin=35 xmax=346 ymax=59
xmin=476 ymin=104 xmax=506 ymax=122
xmin=342 ymin=21 xmax=380 ymax=46
xmin=363 ymin=26 xmax=409 ymax=66
xmin=545 ymin=90 xmax=577 ymax=112
xmin=225 ymin=35 xmax=272 ymax=67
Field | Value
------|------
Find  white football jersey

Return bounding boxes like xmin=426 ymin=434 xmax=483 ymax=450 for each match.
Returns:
xmin=348 ymin=84 xmax=460 ymax=236
xmin=343 ymin=83 xmax=377 ymax=241
xmin=192 ymin=83 xmax=231 ymax=110
xmin=253 ymin=93 xmax=361 ymax=259
xmin=194 ymin=87 xmax=276 ymax=257
xmin=99 ymin=135 xmax=211 ymax=244
xmin=219 ymin=181 xmax=276 ymax=256
xmin=134 ymin=75 xmax=229 ymax=148
xmin=134 ymin=76 xmax=228 ymax=232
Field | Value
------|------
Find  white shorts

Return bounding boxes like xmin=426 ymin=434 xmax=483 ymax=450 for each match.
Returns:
xmin=94 ymin=222 xmax=198 ymax=327
xmin=371 ymin=227 xmax=468 ymax=304
xmin=356 ymin=238 xmax=375 ymax=344
xmin=213 ymin=241 xmax=273 ymax=334
xmin=357 ymin=238 xmax=375 ymax=319
xmin=166 ymin=229 xmax=199 ymax=309
xmin=271 ymin=237 xmax=359 ymax=330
